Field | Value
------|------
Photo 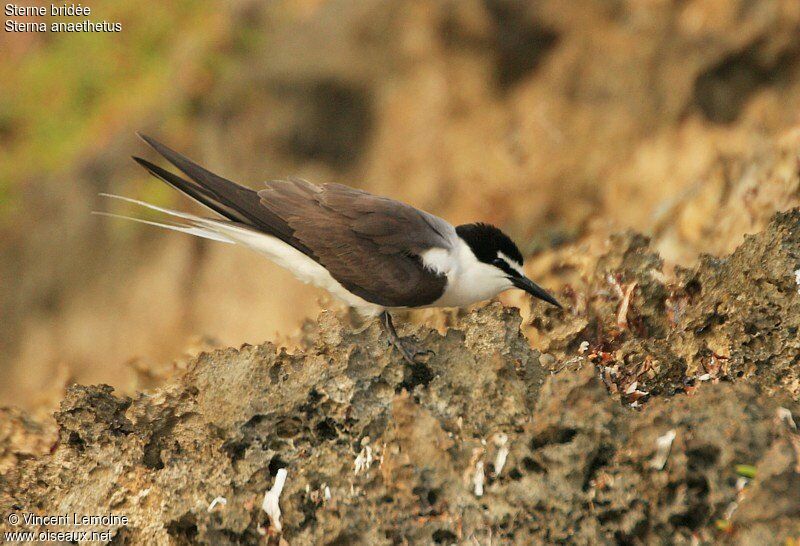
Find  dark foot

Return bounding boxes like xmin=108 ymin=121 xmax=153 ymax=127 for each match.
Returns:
xmin=379 ymin=312 xmax=435 ymax=364
xmin=394 ymin=339 xmax=435 ymax=365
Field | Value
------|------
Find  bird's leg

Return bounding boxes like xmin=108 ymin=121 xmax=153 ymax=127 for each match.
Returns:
xmin=380 ymin=311 xmax=416 ymax=363
xmin=379 ymin=311 xmax=433 ymax=364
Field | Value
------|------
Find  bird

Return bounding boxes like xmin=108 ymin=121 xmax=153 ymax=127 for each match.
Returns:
xmin=96 ymin=134 xmax=562 ymax=364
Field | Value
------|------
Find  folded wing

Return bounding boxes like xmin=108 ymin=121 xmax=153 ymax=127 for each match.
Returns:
xmin=134 ymin=135 xmax=454 ymax=308
xmin=258 ymin=179 xmax=454 ymax=307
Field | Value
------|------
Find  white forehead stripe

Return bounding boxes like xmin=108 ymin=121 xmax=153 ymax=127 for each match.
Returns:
xmin=498 ymin=251 xmax=525 ymax=276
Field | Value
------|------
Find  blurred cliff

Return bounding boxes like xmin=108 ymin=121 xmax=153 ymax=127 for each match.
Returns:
xmin=2 ymin=0 xmax=800 ymax=411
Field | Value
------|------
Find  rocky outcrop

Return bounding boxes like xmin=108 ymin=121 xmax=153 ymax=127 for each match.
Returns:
xmin=3 ymin=210 xmax=799 ymax=545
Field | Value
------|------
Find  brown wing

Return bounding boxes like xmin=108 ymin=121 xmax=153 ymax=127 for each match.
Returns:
xmin=135 ymin=135 xmax=451 ymax=307
xmin=258 ymin=178 xmax=453 ymax=307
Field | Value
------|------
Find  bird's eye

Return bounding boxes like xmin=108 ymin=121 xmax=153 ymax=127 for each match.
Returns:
xmin=492 ymin=258 xmax=504 ymax=267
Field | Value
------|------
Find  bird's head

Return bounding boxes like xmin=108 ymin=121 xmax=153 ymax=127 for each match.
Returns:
xmin=455 ymin=223 xmax=562 ymax=308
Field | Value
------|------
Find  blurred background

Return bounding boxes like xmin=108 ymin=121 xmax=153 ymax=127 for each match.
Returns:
xmin=2 ymin=0 xmax=800 ymax=413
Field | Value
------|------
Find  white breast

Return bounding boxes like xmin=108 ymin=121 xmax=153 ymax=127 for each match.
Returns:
xmin=420 ymin=239 xmax=513 ymax=308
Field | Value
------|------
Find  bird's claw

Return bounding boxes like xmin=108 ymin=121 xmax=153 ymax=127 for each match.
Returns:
xmin=392 ymin=339 xmax=433 ymax=364
xmin=407 ymin=343 xmax=435 ymax=365
xmin=379 ymin=311 xmax=434 ymax=364
xmin=413 ymin=347 xmax=435 ymax=359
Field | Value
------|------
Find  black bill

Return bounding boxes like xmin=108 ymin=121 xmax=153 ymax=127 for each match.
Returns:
xmin=511 ymin=276 xmax=562 ymax=308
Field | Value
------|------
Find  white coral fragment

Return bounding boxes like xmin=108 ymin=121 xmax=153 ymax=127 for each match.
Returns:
xmin=262 ymin=468 xmax=288 ymax=532
xmin=617 ymin=281 xmax=637 ymax=329
xmin=493 ymin=433 xmax=509 ymax=476
xmin=650 ymin=429 xmax=676 ymax=470
xmin=736 ymin=476 xmax=749 ymax=491
xmin=473 ymin=461 xmax=485 ymax=497
xmin=778 ymin=407 xmax=797 ymax=432
xmin=354 ymin=444 xmax=373 ymax=475
xmin=207 ymin=496 xmax=227 ymax=512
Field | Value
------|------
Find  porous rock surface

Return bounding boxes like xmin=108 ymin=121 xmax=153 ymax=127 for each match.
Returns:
xmin=2 ymin=210 xmax=800 ymax=545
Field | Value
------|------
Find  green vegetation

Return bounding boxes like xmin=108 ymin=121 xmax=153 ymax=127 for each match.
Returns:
xmin=0 ymin=0 xmax=244 ymax=225
xmin=735 ymin=464 xmax=757 ymax=479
